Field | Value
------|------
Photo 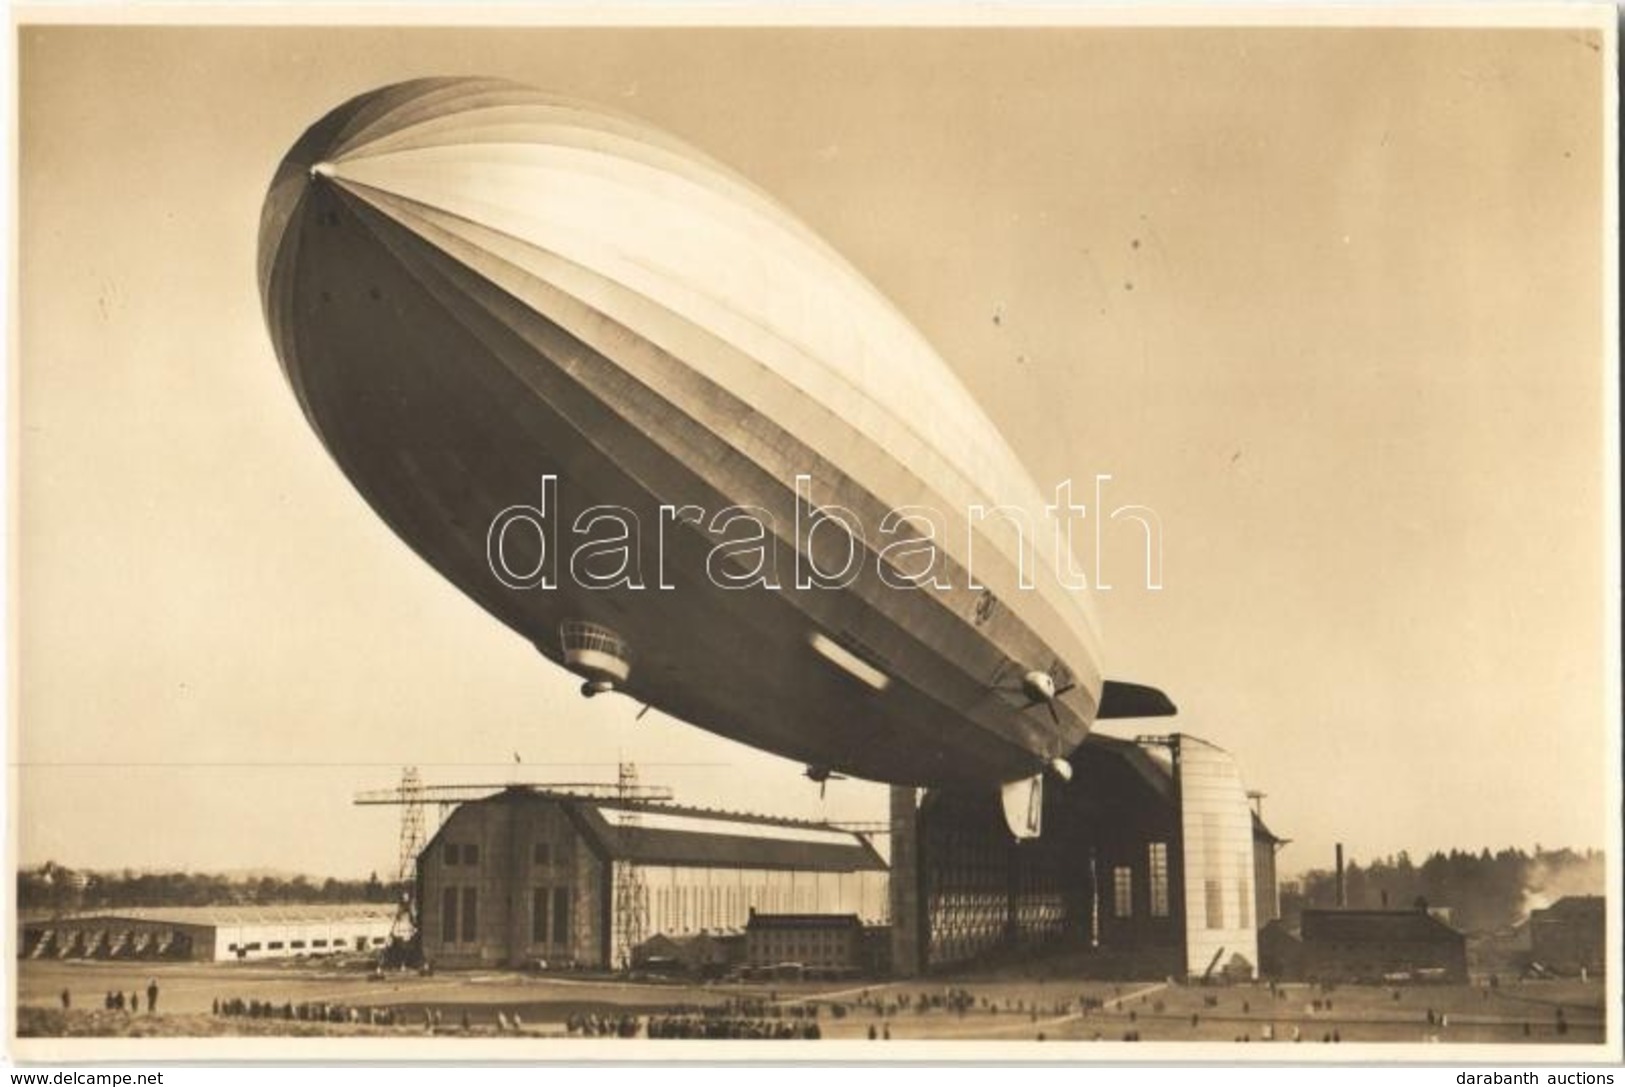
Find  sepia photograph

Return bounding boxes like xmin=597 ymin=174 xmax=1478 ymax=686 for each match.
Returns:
xmin=6 ymin=5 xmax=1619 ymax=1066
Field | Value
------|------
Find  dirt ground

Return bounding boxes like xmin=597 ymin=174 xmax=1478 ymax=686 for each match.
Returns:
xmin=16 ymin=958 xmax=1607 ymax=1045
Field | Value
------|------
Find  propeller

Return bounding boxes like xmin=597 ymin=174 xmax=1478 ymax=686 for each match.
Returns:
xmin=1026 ymin=671 xmax=1063 ymax=726
xmin=804 ymin=765 xmax=847 ymax=799
xmin=989 ymin=663 xmax=1076 ymax=725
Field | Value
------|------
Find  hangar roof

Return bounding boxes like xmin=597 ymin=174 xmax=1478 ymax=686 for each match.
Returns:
xmin=745 ymin=913 xmax=863 ymax=930
xmin=48 ymin=904 xmax=395 ymax=928
xmin=1076 ymin=734 xmax=1284 ymax=842
xmin=576 ymin=804 xmax=887 ymax=872
xmin=1080 ymin=735 xmax=1178 ymax=803
xmin=1300 ymin=909 xmax=1465 ymax=944
xmin=436 ymin=787 xmax=886 ymax=873
xmin=1533 ymin=895 xmax=1604 ymax=919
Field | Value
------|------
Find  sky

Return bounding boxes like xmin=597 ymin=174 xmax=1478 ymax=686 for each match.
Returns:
xmin=10 ymin=19 xmax=1616 ymax=884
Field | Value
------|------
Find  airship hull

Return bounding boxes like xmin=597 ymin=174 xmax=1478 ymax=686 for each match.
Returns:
xmin=260 ymin=79 xmax=1106 ymax=789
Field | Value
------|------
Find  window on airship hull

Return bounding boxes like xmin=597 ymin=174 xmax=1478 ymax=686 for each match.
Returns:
xmin=832 ymin=629 xmax=888 ymax=670
xmin=808 ymin=631 xmax=890 ymax=692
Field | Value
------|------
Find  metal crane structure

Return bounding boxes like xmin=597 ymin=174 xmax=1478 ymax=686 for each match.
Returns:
xmin=825 ymin=822 xmax=892 ymax=835
xmin=391 ymin=767 xmax=427 ymax=942
xmin=354 ymin=780 xmax=676 ymax=807
xmin=612 ymin=761 xmax=648 ymax=969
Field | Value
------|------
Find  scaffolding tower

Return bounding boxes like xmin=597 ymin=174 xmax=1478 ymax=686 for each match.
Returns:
xmin=612 ymin=761 xmax=648 ymax=969
xmin=392 ymin=766 xmax=427 ymax=940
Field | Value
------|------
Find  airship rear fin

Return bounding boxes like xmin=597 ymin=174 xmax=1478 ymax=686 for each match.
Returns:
xmin=1097 ymin=681 xmax=1178 ymax=719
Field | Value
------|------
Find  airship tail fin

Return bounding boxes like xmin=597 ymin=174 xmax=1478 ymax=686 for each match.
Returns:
xmin=1097 ymin=680 xmax=1178 ymax=719
xmin=1000 ymin=773 xmax=1044 ymax=840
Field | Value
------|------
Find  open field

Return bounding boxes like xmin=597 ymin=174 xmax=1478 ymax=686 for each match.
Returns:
xmin=17 ymin=958 xmax=1606 ymax=1044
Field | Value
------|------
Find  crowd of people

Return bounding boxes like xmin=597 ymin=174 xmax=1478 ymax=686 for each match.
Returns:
xmin=563 ymin=1013 xmax=642 ymax=1037
xmin=843 ymin=986 xmax=1100 ymax=1022
xmin=563 ymin=999 xmax=826 ymax=1040
xmin=646 ymin=1015 xmax=820 ymax=1040
xmin=211 ymin=997 xmax=403 ymax=1026
xmin=46 ymin=975 xmax=1589 ymax=1043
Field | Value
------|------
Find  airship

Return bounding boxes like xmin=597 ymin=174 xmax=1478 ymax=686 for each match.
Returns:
xmin=259 ymin=77 xmax=1172 ymax=836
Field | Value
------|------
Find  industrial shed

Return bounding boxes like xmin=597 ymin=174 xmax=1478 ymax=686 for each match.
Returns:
xmin=418 ymin=786 xmax=888 ymax=970
xmin=629 ymin=930 xmax=741 ymax=976
xmin=20 ymin=904 xmax=396 ymax=963
xmin=1529 ymin=895 xmax=1605 ymax=975
xmin=1299 ymin=907 xmax=1468 ymax=982
xmin=745 ymin=912 xmax=865 ymax=973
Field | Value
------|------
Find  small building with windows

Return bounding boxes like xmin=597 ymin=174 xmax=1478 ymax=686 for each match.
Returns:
xmin=630 ymin=930 xmax=743 ymax=976
xmin=418 ymin=786 xmax=888 ymax=970
xmin=745 ymin=912 xmax=864 ymax=973
xmin=1299 ymin=907 xmax=1468 ymax=982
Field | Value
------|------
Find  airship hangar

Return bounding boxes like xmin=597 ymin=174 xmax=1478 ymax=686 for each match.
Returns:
xmin=348 ymin=731 xmax=1285 ymax=981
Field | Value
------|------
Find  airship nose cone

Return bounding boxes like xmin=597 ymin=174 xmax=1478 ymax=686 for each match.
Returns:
xmin=308 ymin=161 xmax=337 ymax=180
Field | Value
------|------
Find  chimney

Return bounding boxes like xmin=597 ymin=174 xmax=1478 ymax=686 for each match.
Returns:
xmin=1335 ymin=843 xmax=1346 ymax=908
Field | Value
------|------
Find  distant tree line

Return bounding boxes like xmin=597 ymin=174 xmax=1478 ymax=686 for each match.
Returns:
xmin=1282 ymin=846 xmax=1603 ymax=933
xmin=16 ymin=862 xmax=407 ymax=915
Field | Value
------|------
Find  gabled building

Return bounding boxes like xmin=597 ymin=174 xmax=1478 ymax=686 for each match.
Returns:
xmin=418 ymin=786 xmax=887 ymax=970
xmin=1529 ymin=895 xmax=1605 ymax=975
xmin=1298 ymin=907 xmax=1468 ymax=982
xmin=745 ymin=912 xmax=865 ymax=972
xmin=630 ymin=930 xmax=742 ymax=976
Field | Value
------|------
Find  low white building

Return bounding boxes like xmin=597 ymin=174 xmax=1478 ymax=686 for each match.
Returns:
xmin=21 ymin=904 xmax=396 ymax=962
